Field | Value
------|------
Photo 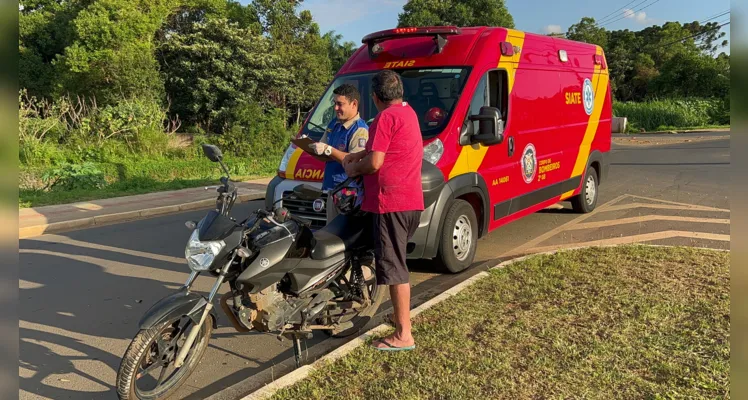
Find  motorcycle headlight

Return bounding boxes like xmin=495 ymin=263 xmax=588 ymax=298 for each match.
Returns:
xmin=278 ymin=144 xmax=297 ymax=176
xmin=423 ymin=138 xmax=444 ymax=165
xmin=185 ymin=230 xmax=226 ymax=271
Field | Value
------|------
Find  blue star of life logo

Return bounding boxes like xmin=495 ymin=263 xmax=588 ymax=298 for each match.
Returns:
xmin=583 ymin=78 xmax=594 ymax=115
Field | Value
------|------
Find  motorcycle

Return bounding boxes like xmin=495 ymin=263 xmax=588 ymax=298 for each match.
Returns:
xmin=116 ymin=144 xmax=384 ymax=400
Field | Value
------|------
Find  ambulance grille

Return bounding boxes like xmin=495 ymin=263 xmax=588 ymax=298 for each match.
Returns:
xmin=281 ymin=191 xmax=327 ymax=230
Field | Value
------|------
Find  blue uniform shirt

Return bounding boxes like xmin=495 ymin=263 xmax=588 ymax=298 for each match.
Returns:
xmin=321 ymin=114 xmax=369 ymax=191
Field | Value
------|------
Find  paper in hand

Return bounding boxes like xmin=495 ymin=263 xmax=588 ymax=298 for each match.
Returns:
xmin=291 ymin=136 xmax=331 ymax=161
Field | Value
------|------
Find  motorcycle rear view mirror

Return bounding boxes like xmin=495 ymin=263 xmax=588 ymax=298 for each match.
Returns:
xmin=202 ymin=144 xmax=223 ymax=163
xmin=292 ymin=184 xmax=322 ymax=201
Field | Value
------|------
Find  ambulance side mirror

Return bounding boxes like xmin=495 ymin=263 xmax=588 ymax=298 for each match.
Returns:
xmin=469 ymin=106 xmax=504 ymax=146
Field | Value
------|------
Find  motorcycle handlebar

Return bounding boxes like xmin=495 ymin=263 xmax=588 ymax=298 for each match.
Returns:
xmin=255 ymin=208 xmax=310 ymax=228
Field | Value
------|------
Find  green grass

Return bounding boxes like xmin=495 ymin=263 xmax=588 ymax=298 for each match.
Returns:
xmin=636 ymin=124 xmax=730 ymax=132
xmin=271 ymin=245 xmax=730 ymax=400
xmin=20 ymin=155 xmax=280 ymax=208
xmin=19 ymin=175 xmax=265 ymax=208
xmin=613 ymin=98 xmax=730 ymax=133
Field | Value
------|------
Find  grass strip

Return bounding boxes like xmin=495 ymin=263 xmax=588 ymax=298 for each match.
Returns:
xmin=271 ymin=245 xmax=729 ymax=400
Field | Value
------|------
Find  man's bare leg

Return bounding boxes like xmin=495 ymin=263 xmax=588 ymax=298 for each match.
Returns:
xmin=374 ymin=283 xmax=414 ymax=348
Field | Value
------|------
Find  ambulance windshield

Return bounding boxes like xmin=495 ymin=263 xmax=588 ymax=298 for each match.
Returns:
xmin=302 ymin=68 xmax=470 ymax=140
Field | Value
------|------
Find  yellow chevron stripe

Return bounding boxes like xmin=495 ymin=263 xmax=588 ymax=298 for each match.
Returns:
xmin=448 ymin=30 xmax=526 ymax=180
xmin=285 ymin=147 xmax=304 ymax=178
xmin=560 ymin=46 xmax=608 ymax=200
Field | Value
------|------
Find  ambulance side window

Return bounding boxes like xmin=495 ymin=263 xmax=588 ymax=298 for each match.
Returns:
xmin=467 ymin=74 xmax=488 ymax=134
xmin=469 ymin=75 xmax=488 ymax=116
xmin=487 ymin=70 xmax=509 ymax=120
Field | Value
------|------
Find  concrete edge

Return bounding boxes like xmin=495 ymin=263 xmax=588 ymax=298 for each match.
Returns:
xmin=19 ymin=193 xmax=265 ymax=239
xmin=612 ymin=127 xmax=730 ymax=136
xmin=238 ymin=243 xmax=729 ymax=400
xmin=238 ymin=270 xmax=491 ymax=400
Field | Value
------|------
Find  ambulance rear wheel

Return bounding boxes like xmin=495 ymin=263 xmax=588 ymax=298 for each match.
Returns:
xmin=436 ymin=199 xmax=478 ymax=274
xmin=571 ymin=167 xmax=598 ymax=213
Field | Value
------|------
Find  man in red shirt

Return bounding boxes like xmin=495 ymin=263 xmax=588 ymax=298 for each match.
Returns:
xmin=343 ymin=70 xmax=423 ymax=351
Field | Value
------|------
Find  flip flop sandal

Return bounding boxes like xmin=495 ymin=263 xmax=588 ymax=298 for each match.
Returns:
xmin=371 ymin=339 xmax=415 ymax=352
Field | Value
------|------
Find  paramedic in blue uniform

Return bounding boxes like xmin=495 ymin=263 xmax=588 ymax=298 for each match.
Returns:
xmin=308 ymin=83 xmax=369 ymax=223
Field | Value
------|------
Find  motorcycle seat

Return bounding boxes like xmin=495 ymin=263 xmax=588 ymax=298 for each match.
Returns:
xmin=310 ymin=214 xmax=370 ymax=260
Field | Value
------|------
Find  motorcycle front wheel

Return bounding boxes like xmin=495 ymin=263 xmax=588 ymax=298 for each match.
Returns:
xmin=116 ymin=315 xmax=213 ymax=400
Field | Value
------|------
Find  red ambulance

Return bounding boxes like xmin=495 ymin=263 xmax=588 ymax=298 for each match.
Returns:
xmin=265 ymin=26 xmax=612 ymax=273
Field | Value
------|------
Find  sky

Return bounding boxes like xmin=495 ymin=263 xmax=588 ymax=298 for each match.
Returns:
xmin=292 ymin=0 xmax=731 ymax=55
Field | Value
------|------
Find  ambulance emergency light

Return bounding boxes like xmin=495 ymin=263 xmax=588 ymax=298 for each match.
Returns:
xmin=362 ymin=26 xmax=462 ymax=57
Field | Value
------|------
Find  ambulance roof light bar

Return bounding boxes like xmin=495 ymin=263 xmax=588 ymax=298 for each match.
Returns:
xmin=362 ymin=26 xmax=462 ymax=58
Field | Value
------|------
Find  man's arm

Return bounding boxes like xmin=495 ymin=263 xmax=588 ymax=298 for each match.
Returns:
xmin=327 ymin=126 xmax=368 ymax=163
xmin=345 ymin=113 xmax=392 ymax=177
xmin=344 ymin=151 xmax=384 ymax=177
xmin=343 ymin=150 xmax=366 ymax=166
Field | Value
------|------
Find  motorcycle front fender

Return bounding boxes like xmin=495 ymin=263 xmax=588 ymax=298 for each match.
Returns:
xmin=138 ymin=288 xmax=218 ymax=330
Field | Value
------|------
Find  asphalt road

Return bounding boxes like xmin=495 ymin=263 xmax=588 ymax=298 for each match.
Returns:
xmin=19 ymin=133 xmax=730 ymax=400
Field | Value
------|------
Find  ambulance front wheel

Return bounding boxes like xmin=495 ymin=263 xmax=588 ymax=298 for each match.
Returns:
xmin=435 ymin=199 xmax=478 ymax=274
xmin=571 ymin=166 xmax=599 ymax=213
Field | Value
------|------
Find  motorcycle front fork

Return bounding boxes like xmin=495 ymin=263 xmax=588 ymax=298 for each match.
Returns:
xmin=174 ymin=255 xmax=235 ymax=368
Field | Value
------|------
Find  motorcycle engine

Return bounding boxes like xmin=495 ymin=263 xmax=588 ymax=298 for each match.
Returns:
xmin=237 ymin=284 xmax=312 ymax=332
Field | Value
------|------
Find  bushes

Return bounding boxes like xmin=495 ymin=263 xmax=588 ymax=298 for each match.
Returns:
xmin=19 ymin=86 xmax=294 ymax=207
xmin=19 ymin=89 xmax=176 ymax=165
xmin=612 ymin=97 xmax=730 ymax=132
xmin=41 ymin=162 xmax=107 ymax=191
xmin=209 ymin=103 xmax=292 ymax=160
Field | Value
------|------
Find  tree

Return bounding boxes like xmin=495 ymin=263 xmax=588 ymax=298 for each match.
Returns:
xmin=563 ymin=16 xmax=730 ymax=102
xmin=606 ymin=29 xmax=640 ymax=101
xmin=683 ymin=20 xmax=729 ymax=56
xmin=630 ymin=53 xmax=658 ymax=100
xmin=323 ymin=30 xmax=358 ymax=76
xmin=158 ymin=17 xmax=286 ymax=132
xmin=19 ymin=0 xmax=81 ymax=98
xmin=397 ymin=0 xmax=514 ymax=29
xmin=54 ymin=0 xmax=178 ymax=105
xmin=252 ymin=0 xmax=331 ymax=125
xmin=565 ymin=17 xmax=607 ymax=48
xmin=650 ymin=51 xmax=729 ymax=99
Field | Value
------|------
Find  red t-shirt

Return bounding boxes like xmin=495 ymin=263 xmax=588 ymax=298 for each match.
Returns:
xmin=362 ymin=102 xmax=424 ymax=214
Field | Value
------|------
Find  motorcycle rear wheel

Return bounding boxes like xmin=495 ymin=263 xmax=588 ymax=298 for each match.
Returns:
xmin=116 ymin=315 xmax=212 ymax=400
xmin=322 ymin=260 xmax=386 ymax=338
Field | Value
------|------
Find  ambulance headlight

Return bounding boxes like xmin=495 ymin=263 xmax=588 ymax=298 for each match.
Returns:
xmin=423 ymin=138 xmax=444 ymax=165
xmin=278 ymin=145 xmax=296 ymax=177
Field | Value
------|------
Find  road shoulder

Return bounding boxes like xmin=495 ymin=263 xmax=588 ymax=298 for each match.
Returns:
xmin=19 ymin=178 xmax=271 ymax=239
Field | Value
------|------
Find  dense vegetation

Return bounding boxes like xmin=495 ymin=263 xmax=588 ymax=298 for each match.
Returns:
xmin=19 ymin=0 xmax=356 ymax=206
xmin=562 ymin=16 xmax=730 ymax=131
xmin=18 ymin=0 xmax=730 ymax=206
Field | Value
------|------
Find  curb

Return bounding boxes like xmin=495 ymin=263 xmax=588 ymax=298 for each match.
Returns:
xmin=19 ymin=193 xmax=264 ymax=239
xmin=613 ymin=128 xmax=730 ymax=136
xmin=238 ymin=243 xmax=729 ymax=400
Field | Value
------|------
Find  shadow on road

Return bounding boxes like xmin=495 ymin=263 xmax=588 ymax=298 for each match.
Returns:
xmin=19 ymin=247 xmax=244 ymax=398
xmin=19 ymin=229 xmax=467 ymax=399
xmin=20 ymin=327 xmax=120 ymax=399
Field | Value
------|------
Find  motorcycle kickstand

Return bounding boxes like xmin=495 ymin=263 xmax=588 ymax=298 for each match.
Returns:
xmin=292 ymin=334 xmax=304 ymax=369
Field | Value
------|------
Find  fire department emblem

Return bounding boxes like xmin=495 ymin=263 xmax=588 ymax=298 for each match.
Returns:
xmin=521 ymin=143 xmax=537 ymax=184
xmin=583 ymin=78 xmax=594 ymax=115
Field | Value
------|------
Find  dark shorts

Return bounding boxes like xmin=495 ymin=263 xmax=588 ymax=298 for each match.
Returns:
xmin=372 ymin=211 xmax=421 ymax=286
